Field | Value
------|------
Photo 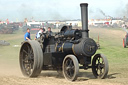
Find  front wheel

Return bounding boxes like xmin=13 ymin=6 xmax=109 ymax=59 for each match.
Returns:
xmin=92 ymin=54 xmax=109 ymax=79
xmin=62 ymin=55 xmax=79 ymax=81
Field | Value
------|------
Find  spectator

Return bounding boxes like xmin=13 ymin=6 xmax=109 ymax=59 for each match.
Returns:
xmin=24 ymin=28 xmax=31 ymax=40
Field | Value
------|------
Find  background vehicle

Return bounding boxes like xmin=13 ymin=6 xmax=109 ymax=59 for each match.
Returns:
xmin=123 ymin=33 xmax=128 ymax=48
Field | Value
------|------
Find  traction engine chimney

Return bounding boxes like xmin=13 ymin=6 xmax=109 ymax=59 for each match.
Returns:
xmin=80 ymin=3 xmax=89 ymax=38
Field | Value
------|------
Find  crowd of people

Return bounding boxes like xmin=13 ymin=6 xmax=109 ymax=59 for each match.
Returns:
xmin=24 ymin=27 xmax=52 ymax=41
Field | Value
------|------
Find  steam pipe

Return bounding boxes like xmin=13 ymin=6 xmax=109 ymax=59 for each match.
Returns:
xmin=80 ymin=3 xmax=89 ymax=38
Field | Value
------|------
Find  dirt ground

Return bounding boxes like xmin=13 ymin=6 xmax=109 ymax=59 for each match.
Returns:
xmin=0 ymin=67 xmax=123 ymax=85
xmin=0 ymin=28 xmax=127 ymax=85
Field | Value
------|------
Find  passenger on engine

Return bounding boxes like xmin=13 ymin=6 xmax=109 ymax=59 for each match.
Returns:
xmin=46 ymin=27 xmax=53 ymax=36
xmin=69 ymin=23 xmax=72 ymax=30
xmin=35 ymin=28 xmax=45 ymax=39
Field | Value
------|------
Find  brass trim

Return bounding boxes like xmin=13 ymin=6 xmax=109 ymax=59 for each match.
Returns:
xmin=55 ymin=43 xmax=58 ymax=51
xmin=59 ymin=47 xmax=62 ymax=52
xmin=72 ymin=44 xmax=77 ymax=56
xmin=62 ymin=43 xmax=65 ymax=52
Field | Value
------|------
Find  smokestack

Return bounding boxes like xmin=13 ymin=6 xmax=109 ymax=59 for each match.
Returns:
xmin=80 ymin=3 xmax=89 ymax=38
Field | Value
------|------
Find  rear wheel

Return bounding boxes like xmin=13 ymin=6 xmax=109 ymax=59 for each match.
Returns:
xmin=92 ymin=54 xmax=109 ymax=79
xmin=63 ymin=55 xmax=79 ymax=81
xmin=123 ymin=38 xmax=126 ymax=48
xmin=19 ymin=40 xmax=43 ymax=77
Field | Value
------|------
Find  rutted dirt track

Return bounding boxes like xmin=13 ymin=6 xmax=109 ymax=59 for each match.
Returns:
xmin=0 ymin=28 xmax=127 ymax=85
xmin=0 ymin=68 xmax=124 ymax=85
xmin=0 ymin=69 xmax=122 ymax=85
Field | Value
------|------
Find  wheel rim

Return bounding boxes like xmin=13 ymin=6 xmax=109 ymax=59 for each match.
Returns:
xmin=20 ymin=43 xmax=34 ymax=76
xmin=64 ymin=58 xmax=75 ymax=79
xmin=63 ymin=55 xmax=79 ymax=81
xmin=92 ymin=54 xmax=108 ymax=79
xmin=94 ymin=56 xmax=104 ymax=78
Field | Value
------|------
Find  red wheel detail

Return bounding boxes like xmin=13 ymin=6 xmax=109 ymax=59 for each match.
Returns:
xmin=123 ymin=39 xmax=126 ymax=48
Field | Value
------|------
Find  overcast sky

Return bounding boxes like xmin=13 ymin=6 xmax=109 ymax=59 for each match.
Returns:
xmin=0 ymin=0 xmax=128 ymax=21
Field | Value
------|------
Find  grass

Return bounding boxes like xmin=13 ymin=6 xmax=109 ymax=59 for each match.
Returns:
xmin=0 ymin=28 xmax=128 ymax=84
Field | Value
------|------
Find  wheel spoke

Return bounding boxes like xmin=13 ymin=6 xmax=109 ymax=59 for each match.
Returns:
xmin=71 ymin=66 xmax=74 ymax=70
xmin=99 ymin=68 xmax=103 ymax=76
xmin=100 ymin=64 xmax=104 ymax=68
xmin=22 ymin=59 xmax=28 ymax=64
xmin=29 ymin=48 xmax=33 ymax=54
xmin=102 ymin=60 xmax=104 ymax=64
xmin=66 ymin=66 xmax=70 ymax=71
xmin=67 ymin=68 xmax=73 ymax=78
xmin=65 ymin=59 xmax=69 ymax=67
xmin=30 ymin=53 xmax=34 ymax=59
xmin=23 ymin=49 xmax=28 ymax=55
xmin=27 ymin=45 xmax=30 ymax=53
xmin=65 ymin=69 xmax=70 ymax=78
xmin=96 ymin=67 xmax=98 ymax=71
xmin=21 ymin=45 xmax=34 ymax=75
xmin=24 ymin=64 xmax=29 ymax=71
xmin=98 ymin=57 xmax=100 ymax=63
xmin=64 ymin=58 xmax=75 ymax=78
xmin=69 ymin=70 xmax=73 ymax=77
xmin=69 ymin=60 xmax=73 ymax=67
xmin=28 ymin=64 xmax=32 ymax=75
xmin=25 ymin=63 xmax=32 ymax=75
xmin=92 ymin=54 xmax=108 ymax=79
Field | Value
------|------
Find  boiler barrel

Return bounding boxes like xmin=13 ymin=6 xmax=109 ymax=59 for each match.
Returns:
xmin=56 ymin=38 xmax=97 ymax=57
xmin=72 ymin=38 xmax=97 ymax=57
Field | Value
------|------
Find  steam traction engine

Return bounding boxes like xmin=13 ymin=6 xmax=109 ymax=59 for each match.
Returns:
xmin=19 ymin=3 xmax=109 ymax=81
